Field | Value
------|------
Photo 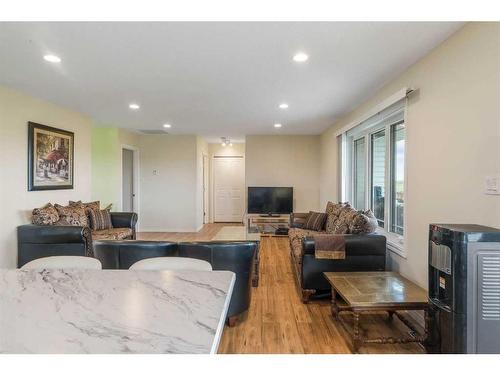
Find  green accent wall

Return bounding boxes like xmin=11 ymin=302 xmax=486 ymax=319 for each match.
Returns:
xmin=91 ymin=127 xmax=121 ymax=209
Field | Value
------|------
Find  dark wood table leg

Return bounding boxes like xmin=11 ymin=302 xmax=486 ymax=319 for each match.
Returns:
xmin=352 ymin=312 xmax=360 ymax=353
xmin=331 ymin=288 xmax=339 ymax=320
xmin=387 ymin=310 xmax=394 ymax=320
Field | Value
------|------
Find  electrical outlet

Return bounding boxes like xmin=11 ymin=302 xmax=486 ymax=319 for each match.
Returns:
xmin=153 ymin=169 xmax=159 ymax=176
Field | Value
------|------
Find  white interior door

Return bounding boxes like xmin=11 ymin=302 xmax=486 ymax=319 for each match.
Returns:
xmin=213 ymin=157 xmax=245 ymax=222
xmin=203 ymin=154 xmax=209 ymax=224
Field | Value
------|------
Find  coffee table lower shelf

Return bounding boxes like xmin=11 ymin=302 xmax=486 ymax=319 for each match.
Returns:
xmin=331 ymin=293 xmax=429 ymax=353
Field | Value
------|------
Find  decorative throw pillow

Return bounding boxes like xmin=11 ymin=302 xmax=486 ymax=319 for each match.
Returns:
xmin=32 ymin=203 xmax=59 ymax=225
xmin=69 ymin=200 xmax=100 ymax=214
xmin=303 ymin=211 xmax=328 ymax=231
xmin=88 ymin=208 xmax=113 ymax=230
xmin=332 ymin=206 xmax=357 ymax=234
xmin=325 ymin=202 xmax=351 ymax=233
xmin=54 ymin=204 xmax=89 ymax=227
xmin=349 ymin=209 xmax=379 ymax=234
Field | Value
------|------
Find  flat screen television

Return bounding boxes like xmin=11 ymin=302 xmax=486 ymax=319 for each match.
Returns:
xmin=247 ymin=187 xmax=293 ymax=215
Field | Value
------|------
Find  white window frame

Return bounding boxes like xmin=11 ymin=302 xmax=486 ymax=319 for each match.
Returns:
xmin=343 ymin=100 xmax=407 ymax=257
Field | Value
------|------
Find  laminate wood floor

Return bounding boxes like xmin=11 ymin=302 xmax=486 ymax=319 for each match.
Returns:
xmin=137 ymin=225 xmax=426 ymax=354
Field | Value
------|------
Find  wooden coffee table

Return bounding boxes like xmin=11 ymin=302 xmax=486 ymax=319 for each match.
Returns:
xmin=323 ymin=271 xmax=429 ymax=353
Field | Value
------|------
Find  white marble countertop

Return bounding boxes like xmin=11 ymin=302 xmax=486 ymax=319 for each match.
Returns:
xmin=0 ymin=269 xmax=235 ymax=354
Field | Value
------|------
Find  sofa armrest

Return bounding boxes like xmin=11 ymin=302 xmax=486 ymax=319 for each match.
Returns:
xmin=17 ymin=224 xmax=89 ymax=244
xmin=302 ymin=234 xmax=386 ymax=256
xmin=110 ymin=212 xmax=138 ymax=230
xmin=290 ymin=212 xmax=309 ymax=228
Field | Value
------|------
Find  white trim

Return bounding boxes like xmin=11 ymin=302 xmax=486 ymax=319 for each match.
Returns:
xmin=334 ymin=87 xmax=412 ymax=137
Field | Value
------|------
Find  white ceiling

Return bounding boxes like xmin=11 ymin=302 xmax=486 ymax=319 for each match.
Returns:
xmin=0 ymin=22 xmax=463 ymax=142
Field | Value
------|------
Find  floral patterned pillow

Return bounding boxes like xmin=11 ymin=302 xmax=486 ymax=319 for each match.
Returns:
xmin=69 ymin=200 xmax=100 ymax=214
xmin=54 ymin=204 xmax=89 ymax=227
xmin=32 ymin=203 xmax=59 ymax=225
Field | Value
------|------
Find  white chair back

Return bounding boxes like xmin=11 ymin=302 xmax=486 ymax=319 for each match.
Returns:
xmin=129 ymin=257 xmax=212 ymax=271
xmin=21 ymin=256 xmax=102 ymax=270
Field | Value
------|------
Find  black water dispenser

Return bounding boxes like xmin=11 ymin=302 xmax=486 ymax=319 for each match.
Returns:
xmin=428 ymin=224 xmax=500 ymax=353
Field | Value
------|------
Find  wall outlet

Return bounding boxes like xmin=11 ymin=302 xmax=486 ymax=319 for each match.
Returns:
xmin=153 ymin=169 xmax=159 ymax=176
xmin=485 ymin=174 xmax=500 ymax=195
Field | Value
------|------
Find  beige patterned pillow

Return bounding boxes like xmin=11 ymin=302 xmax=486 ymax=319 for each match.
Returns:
xmin=325 ymin=202 xmax=351 ymax=233
xmin=349 ymin=209 xmax=378 ymax=234
xmin=54 ymin=204 xmax=89 ymax=227
xmin=32 ymin=203 xmax=59 ymax=225
xmin=332 ymin=206 xmax=357 ymax=234
xmin=69 ymin=200 xmax=100 ymax=214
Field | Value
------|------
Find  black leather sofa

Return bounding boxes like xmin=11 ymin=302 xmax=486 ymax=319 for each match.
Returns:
xmin=296 ymin=235 xmax=387 ymax=302
xmin=17 ymin=212 xmax=137 ymax=268
xmin=92 ymin=240 xmax=257 ymax=326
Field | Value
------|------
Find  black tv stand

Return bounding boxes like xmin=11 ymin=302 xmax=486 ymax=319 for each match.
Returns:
xmin=259 ymin=213 xmax=280 ymax=217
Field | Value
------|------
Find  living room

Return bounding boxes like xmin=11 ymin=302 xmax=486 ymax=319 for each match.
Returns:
xmin=1 ymin=1 xmax=499 ymax=371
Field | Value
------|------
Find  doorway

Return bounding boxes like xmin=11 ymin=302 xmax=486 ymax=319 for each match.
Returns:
xmin=213 ymin=156 xmax=245 ymax=222
xmin=121 ymin=146 xmax=139 ymax=214
xmin=203 ymin=154 xmax=209 ymax=224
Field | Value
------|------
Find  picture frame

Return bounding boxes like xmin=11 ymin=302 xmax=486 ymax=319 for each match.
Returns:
xmin=28 ymin=122 xmax=74 ymax=191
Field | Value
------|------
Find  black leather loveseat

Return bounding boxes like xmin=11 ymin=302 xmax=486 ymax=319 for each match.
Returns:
xmin=93 ymin=240 xmax=257 ymax=326
xmin=295 ymin=235 xmax=387 ymax=302
xmin=17 ymin=212 xmax=137 ymax=268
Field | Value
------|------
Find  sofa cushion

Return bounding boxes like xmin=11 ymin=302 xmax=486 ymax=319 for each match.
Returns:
xmin=349 ymin=209 xmax=378 ymax=234
xmin=32 ymin=203 xmax=59 ymax=225
xmin=303 ymin=211 xmax=327 ymax=231
xmin=54 ymin=204 xmax=89 ymax=227
xmin=92 ymin=228 xmax=133 ymax=241
xmin=289 ymin=227 xmax=325 ymax=259
xmin=89 ymin=208 xmax=113 ymax=230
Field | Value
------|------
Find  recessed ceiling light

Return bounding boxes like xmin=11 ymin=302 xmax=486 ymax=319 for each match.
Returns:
xmin=279 ymin=103 xmax=289 ymax=109
xmin=274 ymin=123 xmax=282 ymax=128
xmin=43 ymin=54 xmax=61 ymax=63
xmin=129 ymin=103 xmax=140 ymax=110
xmin=163 ymin=124 xmax=172 ymax=128
xmin=293 ymin=52 xmax=309 ymax=63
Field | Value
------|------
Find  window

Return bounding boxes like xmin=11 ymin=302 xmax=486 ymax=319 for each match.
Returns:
xmin=353 ymin=137 xmax=366 ymax=210
xmin=371 ymin=130 xmax=385 ymax=227
xmin=344 ymin=101 xmax=406 ymax=252
xmin=391 ymin=122 xmax=405 ymax=235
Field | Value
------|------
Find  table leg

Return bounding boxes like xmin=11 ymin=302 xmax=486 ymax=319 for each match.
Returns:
xmin=353 ymin=312 xmax=360 ymax=353
xmin=387 ymin=311 xmax=394 ymax=321
xmin=331 ymin=288 xmax=339 ymax=320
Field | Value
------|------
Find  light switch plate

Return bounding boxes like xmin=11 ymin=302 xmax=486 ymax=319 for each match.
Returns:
xmin=485 ymin=174 xmax=500 ymax=195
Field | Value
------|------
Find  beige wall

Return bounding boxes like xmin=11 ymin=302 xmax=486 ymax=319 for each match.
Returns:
xmin=0 ymin=85 xmax=92 ymax=268
xmin=91 ymin=127 xmax=140 ymax=211
xmin=138 ymin=135 xmax=198 ymax=231
xmin=320 ymin=22 xmax=500 ymax=287
xmin=246 ymin=135 xmax=321 ymax=213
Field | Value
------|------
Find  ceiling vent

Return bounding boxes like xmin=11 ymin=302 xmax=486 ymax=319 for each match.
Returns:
xmin=138 ymin=129 xmax=169 ymax=135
